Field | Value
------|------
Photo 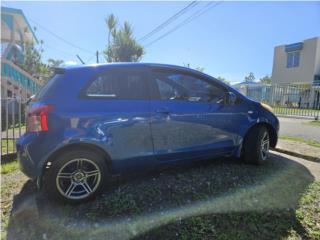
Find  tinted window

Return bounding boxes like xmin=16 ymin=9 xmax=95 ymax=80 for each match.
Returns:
xmin=152 ymin=70 xmax=226 ymax=103
xmin=86 ymin=69 xmax=147 ymax=99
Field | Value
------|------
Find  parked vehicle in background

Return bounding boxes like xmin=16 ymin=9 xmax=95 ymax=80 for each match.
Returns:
xmin=16 ymin=63 xmax=279 ymax=203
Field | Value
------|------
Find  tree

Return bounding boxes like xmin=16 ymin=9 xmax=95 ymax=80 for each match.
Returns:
xmin=48 ymin=59 xmax=64 ymax=68
xmin=104 ymin=14 xmax=144 ymax=62
xmin=106 ymin=14 xmax=117 ymax=47
xmin=244 ymin=72 xmax=255 ymax=82
xmin=259 ymin=75 xmax=272 ymax=84
xmin=21 ymin=41 xmax=49 ymax=76
xmin=217 ymin=76 xmax=230 ymax=85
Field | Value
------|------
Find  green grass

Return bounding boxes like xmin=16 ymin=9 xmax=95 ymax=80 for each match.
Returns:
xmin=273 ymin=107 xmax=320 ymax=117
xmin=296 ymin=181 xmax=320 ymax=239
xmin=1 ymin=139 xmax=15 ymax=154
xmin=142 ymin=181 xmax=320 ymax=240
xmin=280 ymin=136 xmax=320 ymax=148
xmin=0 ymin=161 xmax=19 ymax=174
xmin=2 ymin=155 xmax=320 ymax=239
xmin=306 ymin=120 xmax=320 ymax=127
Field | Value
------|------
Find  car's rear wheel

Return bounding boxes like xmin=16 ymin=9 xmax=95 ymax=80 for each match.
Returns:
xmin=243 ymin=126 xmax=270 ymax=165
xmin=44 ymin=150 xmax=108 ymax=203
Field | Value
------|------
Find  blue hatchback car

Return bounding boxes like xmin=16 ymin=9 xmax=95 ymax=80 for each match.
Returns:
xmin=17 ymin=63 xmax=279 ymax=203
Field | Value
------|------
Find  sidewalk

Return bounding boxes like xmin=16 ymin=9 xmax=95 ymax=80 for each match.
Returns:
xmin=276 ymin=139 xmax=320 ymax=162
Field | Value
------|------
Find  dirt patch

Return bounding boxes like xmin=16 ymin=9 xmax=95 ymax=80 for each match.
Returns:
xmin=1 ymin=171 xmax=28 ymax=239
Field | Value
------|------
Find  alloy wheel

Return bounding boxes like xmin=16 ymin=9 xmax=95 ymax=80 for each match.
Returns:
xmin=56 ymin=158 xmax=101 ymax=200
xmin=260 ymin=131 xmax=270 ymax=161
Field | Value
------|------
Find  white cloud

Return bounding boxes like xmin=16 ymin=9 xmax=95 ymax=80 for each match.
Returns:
xmin=63 ymin=60 xmax=78 ymax=66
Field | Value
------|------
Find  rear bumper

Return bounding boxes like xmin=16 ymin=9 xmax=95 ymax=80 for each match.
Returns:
xmin=16 ymin=140 xmax=38 ymax=179
xmin=16 ymin=133 xmax=46 ymax=180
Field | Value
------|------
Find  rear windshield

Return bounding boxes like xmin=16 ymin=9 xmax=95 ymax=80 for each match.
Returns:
xmin=34 ymin=74 xmax=64 ymax=100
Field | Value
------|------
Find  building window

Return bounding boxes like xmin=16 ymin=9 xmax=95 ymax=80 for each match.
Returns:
xmin=287 ymin=51 xmax=300 ymax=68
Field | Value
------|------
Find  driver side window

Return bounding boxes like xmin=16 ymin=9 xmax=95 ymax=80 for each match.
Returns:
xmin=152 ymin=70 xmax=226 ymax=103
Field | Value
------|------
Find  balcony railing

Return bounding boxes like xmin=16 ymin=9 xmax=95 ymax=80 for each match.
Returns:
xmin=1 ymin=59 xmax=41 ymax=94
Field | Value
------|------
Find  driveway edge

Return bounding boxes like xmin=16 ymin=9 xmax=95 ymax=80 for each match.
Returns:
xmin=273 ymin=147 xmax=320 ymax=163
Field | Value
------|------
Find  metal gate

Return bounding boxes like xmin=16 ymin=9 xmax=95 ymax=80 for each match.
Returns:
xmin=1 ymin=97 xmax=27 ymax=160
xmin=240 ymin=84 xmax=320 ymax=119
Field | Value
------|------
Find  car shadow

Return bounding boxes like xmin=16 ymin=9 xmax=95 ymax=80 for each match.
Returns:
xmin=6 ymin=153 xmax=315 ymax=240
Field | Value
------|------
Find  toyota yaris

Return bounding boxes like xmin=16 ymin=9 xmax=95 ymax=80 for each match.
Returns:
xmin=17 ymin=63 xmax=279 ymax=203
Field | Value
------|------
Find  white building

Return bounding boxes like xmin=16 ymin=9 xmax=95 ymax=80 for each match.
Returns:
xmin=271 ymin=37 xmax=320 ymax=86
xmin=1 ymin=6 xmax=42 ymax=99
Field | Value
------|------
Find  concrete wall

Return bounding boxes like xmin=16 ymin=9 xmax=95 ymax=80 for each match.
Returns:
xmin=314 ymin=38 xmax=320 ymax=76
xmin=272 ymin=37 xmax=320 ymax=85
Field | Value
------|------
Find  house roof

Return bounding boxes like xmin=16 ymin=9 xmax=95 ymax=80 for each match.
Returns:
xmin=232 ymin=81 xmax=260 ymax=87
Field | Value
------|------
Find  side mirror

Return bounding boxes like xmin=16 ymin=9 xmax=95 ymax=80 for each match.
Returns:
xmin=227 ymin=92 xmax=237 ymax=105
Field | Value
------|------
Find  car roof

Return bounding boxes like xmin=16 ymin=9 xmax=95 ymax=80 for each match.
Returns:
xmin=53 ymin=62 xmax=232 ymax=90
xmin=59 ymin=62 xmax=200 ymax=74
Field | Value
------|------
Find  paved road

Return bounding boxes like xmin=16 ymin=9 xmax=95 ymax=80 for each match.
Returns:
xmin=278 ymin=117 xmax=320 ymax=142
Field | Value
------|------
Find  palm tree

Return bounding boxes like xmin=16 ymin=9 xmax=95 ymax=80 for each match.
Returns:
xmin=104 ymin=14 xmax=144 ymax=62
xmin=106 ymin=14 xmax=117 ymax=47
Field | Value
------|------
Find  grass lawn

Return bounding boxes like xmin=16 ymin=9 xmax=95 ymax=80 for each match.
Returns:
xmin=0 ymin=161 xmax=19 ymax=174
xmin=1 ymin=139 xmax=15 ymax=154
xmin=306 ymin=120 xmax=320 ymax=127
xmin=280 ymin=136 xmax=320 ymax=148
xmin=1 ymin=154 xmax=320 ymax=240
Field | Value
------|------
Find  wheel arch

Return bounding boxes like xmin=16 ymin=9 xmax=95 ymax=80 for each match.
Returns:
xmin=45 ymin=143 xmax=112 ymax=168
xmin=244 ymin=122 xmax=278 ymax=148
xmin=38 ymin=143 xmax=112 ymax=189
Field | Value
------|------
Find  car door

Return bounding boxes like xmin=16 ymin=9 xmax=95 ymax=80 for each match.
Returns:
xmin=148 ymin=68 xmax=239 ymax=162
xmin=80 ymin=66 xmax=155 ymax=172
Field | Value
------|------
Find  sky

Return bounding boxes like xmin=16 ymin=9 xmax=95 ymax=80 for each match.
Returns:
xmin=2 ymin=1 xmax=320 ymax=83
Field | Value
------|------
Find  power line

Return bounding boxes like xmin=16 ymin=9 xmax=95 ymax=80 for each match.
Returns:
xmin=28 ymin=18 xmax=94 ymax=55
xmin=3 ymin=1 xmax=94 ymax=55
xmin=43 ymin=42 xmax=76 ymax=58
xmin=138 ymin=1 xmax=199 ymax=42
xmin=145 ymin=1 xmax=223 ymax=48
xmin=86 ymin=54 xmax=96 ymax=63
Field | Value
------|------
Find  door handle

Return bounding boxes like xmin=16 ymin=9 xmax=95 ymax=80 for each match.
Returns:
xmin=156 ymin=107 xmax=171 ymax=114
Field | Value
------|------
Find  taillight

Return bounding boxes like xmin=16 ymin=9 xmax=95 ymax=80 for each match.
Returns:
xmin=27 ymin=105 xmax=54 ymax=132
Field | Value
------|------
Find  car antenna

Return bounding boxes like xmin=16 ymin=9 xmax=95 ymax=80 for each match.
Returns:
xmin=76 ymin=55 xmax=85 ymax=65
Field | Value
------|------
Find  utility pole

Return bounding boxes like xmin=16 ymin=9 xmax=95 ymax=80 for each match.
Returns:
xmin=96 ymin=51 xmax=99 ymax=63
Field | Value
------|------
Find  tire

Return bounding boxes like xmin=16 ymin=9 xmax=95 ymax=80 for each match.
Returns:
xmin=243 ymin=126 xmax=270 ymax=165
xmin=43 ymin=149 xmax=109 ymax=204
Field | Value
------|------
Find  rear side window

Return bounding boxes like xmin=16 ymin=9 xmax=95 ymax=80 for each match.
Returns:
xmin=151 ymin=70 xmax=226 ymax=103
xmin=86 ymin=69 xmax=148 ymax=100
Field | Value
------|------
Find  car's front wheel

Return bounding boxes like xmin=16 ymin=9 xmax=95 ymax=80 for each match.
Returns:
xmin=243 ymin=126 xmax=270 ymax=165
xmin=44 ymin=150 xmax=108 ymax=203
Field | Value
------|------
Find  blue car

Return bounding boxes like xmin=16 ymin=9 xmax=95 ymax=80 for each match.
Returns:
xmin=17 ymin=63 xmax=279 ymax=203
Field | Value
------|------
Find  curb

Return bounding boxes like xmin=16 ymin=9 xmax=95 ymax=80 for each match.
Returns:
xmin=273 ymin=147 xmax=320 ymax=163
